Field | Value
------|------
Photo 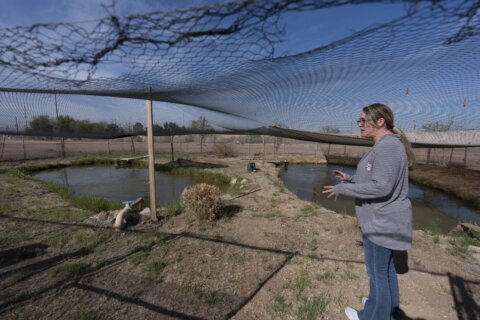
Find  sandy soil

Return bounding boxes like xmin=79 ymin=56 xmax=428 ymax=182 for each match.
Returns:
xmin=0 ymin=155 xmax=479 ymax=319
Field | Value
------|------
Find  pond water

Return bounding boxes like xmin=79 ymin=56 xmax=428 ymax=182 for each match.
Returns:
xmin=34 ymin=166 xmax=208 ymax=206
xmin=279 ymin=164 xmax=480 ymax=234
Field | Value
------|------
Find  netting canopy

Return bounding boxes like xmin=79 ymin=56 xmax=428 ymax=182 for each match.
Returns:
xmin=0 ymin=0 xmax=479 ymax=146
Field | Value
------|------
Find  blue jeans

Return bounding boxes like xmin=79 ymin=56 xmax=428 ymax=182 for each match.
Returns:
xmin=358 ymin=236 xmax=399 ymax=320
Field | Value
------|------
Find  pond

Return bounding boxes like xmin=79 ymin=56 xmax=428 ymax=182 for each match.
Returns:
xmin=34 ymin=166 xmax=211 ymax=206
xmin=279 ymin=164 xmax=480 ymax=234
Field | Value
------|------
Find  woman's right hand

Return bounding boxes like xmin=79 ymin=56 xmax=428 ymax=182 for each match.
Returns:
xmin=333 ymin=170 xmax=348 ymax=181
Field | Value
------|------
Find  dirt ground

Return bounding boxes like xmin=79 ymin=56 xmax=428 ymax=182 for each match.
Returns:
xmin=0 ymin=155 xmax=479 ymax=320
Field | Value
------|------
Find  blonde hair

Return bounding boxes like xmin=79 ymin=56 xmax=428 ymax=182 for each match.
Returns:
xmin=363 ymin=103 xmax=415 ymax=169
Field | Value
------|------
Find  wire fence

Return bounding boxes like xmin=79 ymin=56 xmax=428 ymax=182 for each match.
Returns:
xmin=1 ymin=135 xmax=479 ymax=171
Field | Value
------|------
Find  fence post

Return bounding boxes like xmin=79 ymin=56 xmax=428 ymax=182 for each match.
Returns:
xmin=0 ymin=135 xmax=5 ymax=160
xmin=145 ymin=87 xmax=158 ymax=222
xmin=262 ymin=135 xmax=265 ymax=165
xmin=130 ymin=136 xmax=136 ymax=154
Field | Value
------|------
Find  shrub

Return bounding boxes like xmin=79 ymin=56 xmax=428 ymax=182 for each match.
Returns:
xmin=213 ymin=143 xmax=235 ymax=158
xmin=182 ymin=183 xmax=223 ymax=220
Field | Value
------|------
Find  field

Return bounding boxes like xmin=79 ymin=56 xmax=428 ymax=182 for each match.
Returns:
xmin=0 ymin=139 xmax=479 ymax=319
xmin=1 ymin=136 xmax=480 ymax=171
xmin=0 ymin=139 xmax=480 ymax=320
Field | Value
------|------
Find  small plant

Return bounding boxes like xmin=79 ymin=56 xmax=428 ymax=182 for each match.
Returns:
xmin=341 ymin=269 xmax=359 ymax=281
xmin=268 ymin=295 xmax=292 ymax=316
xmin=163 ymin=200 xmax=184 ymax=217
xmin=143 ymin=259 xmax=167 ymax=282
xmin=182 ymin=183 xmax=223 ymax=221
xmin=448 ymin=230 xmax=480 ymax=257
xmin=71 ymin=157 xmax=114 ymax=166
xmin=294 ymin=203 xmax=318 ymax=221
xmin=45 ymin=181 xmax=121 ymax=213
xmin=426 ymin=219 xmax=442 ymax=236
xmin=286 ymin=272 xmax=311 ymax=300
xmin=128 ymin=250 xmax=150 ymax=266
xmin=75 ymin=195 xmax=123 ymax=212
xmin=46 ymin=181 xmax=73 ymax=200
xmin=307 ymin=238 xmax=318 ymax=251
xmin=56 ymin=262 xmax=90 ymax=281
xmin=296 ymin=295 xmax=329 ymax=320
xmin=315 ymin=271 xmax=334 ymax=285
xmin=74 ymin=306 xmax=101 ymax=320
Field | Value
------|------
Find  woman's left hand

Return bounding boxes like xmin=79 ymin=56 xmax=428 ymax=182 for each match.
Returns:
xmin=322 ymin=185 xmax=338 ymax=200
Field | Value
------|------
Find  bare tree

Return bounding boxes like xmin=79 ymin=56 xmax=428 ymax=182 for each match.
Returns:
xmin=190 ymin=116 xmax=212 ymax=153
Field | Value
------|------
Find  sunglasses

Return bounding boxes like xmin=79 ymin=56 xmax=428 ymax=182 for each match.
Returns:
xmin=356 ymin=118 xmax=366 ymax=125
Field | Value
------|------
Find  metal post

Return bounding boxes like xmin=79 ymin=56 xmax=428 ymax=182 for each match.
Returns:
xmin=130 ymin=136 xmax=136 ymax=154
xmin=23 ymin=106 xmax=27 ymax=160
xmin=54 ymin=93 xmax=66 ymax=157
xmin=145 ymin=87 xmax=157 ymax=222
xmin=0 ymin=135 xmax=6 ymax=160
xmin=262 ymin=135 xmax=265 ymax=165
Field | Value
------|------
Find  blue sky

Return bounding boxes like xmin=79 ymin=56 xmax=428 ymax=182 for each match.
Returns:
xmin=4 ymin=1 xmax=474 ymax=134
xmin=0 ymin=0 xmax=407 ymax=54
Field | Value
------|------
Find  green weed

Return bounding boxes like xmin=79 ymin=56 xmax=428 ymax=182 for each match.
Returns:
xmin=73 ymin=305 xmax=102 ymax=320
xmin=307 ymin=239 xmax=318 ymax=251
xmin=268 ymin=295 xmax=292 ymax=316
xmin=163 ymin=200 xmax=184 ymax=217
xmin=143 ymin=259 xmax=167 ymax=282
xmin=296 ymin=295 xmax=329 ymax=320
xmin=286 ymin=272 xmax=311 ymax=300
xmin=227 ymin=253 xmax=247 ymax=264
xmin=74 ymin=195 xmax=122 ymax=213
xmin=315 ymin=271 xmax=334 ymax=285
xmin=56 ymin=262 xmax=90 ymax=281
xmin=128 ymin=250 xmax=150 ymax=266
xmin=448 ymin=230 xmax=480 ymax=257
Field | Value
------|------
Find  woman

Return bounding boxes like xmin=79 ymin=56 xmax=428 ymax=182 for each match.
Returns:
xmin=323 ymin=103 xmax=415 ymax=320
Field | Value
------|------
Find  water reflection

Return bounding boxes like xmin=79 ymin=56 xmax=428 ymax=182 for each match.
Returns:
xmin=280 ymin=164 xmax=480 ymax=234
xmin=35 ymin=166 xmax=205 ymax=206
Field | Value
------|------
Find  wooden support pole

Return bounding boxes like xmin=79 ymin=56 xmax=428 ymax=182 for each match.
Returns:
xmin=262 ymin=135 xmax=265 ymax=165
xmin=145 ymin=87 xmax=158 ymax=222
xmin=54 ymin=93 xmax=66 ymax=158
xmin=0 ymin=135 xmax=5 ymax=160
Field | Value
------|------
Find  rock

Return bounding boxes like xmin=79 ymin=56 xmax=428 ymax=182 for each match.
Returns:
xmin=230 ymin=178 xmax=237 ymax=185
xmin=468 ymin=245 xmax=480 ymax=254
xmin=139 ymin=207 xmax=151 ymax=217
xmin=449 ymin=224 xmax=463 ymax=233
xmin=460 ymin=223 xmax=480 ymax=235
xmin=240 ymin=178 xmax=247 ymax=184
xmin=221 ymin=195 xmax=233 ymax=201
xmin=467 ymin=246 xmax=480 ymax=263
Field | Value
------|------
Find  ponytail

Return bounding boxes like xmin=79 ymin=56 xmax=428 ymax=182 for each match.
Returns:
xmin=392 ymin=127 xmax=415 ymax=169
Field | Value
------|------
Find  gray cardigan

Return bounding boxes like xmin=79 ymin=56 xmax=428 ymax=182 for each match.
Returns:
xmin=333 ymin=134 xmax=412 ymax=250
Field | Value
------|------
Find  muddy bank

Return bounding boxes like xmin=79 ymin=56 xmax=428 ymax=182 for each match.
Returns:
xmin=409 ymin=164 xmax=480 ymax=210
xmin=325 ymin=155 xmax=480 ymax=211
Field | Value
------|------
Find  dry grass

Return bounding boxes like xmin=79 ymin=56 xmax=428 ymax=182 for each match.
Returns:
xmin=182 ymin=183 xmax=223 ymax=221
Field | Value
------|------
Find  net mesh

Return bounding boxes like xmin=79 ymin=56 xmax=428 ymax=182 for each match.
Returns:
xmin=0 ymin=0 xmax=479 ymax=146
